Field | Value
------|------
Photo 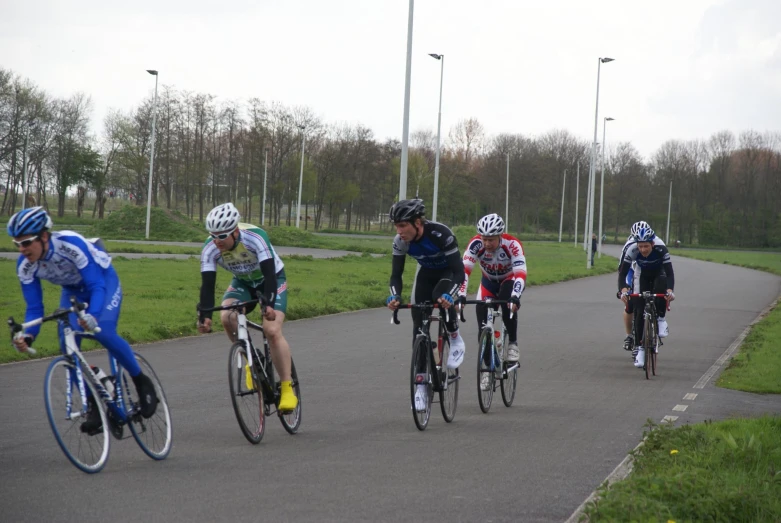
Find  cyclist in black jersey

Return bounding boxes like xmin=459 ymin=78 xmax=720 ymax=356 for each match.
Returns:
xmin=385 ymin=199 xmax=466 ymax=411
xmin=618 ymin=222 xmax=676 ymax=368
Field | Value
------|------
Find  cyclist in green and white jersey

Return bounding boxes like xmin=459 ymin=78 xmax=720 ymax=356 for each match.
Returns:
xmin=197 ymin=202 xmax=297 ymax=411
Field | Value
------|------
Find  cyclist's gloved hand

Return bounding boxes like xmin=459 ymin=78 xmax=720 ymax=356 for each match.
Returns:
xmin=386 ymin=295 xmax=400 ymax=305
xmin=509 ymin=296 xmax=521 ymax=309
xmin=12 ymin=331 xmax=34 ymax=353
xmin=79 ymin=313 xmax=99 ymax=332
xmin=439 ymin=293 xmax=454 ymax=308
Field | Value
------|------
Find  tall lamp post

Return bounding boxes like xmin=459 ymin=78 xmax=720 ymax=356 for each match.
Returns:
xmin=666 ymin=180 xmax=673 ymax=243
xmin=399 ymin=0 xmax=414 ymax=200
xmin=558 ymin=169 xmax=566 ymax=242
xmin=145 ymin=69 xmax=159 ymax=239
xmin=505 ymin=153 xmax=510 ymax=229
xmin=262 ymin=148 xmax=269 ymax=226
xmin=586 ymin=56 xmax=613 ymax=268
xmin=597 ymin=116 xmax=614 ymax=257
xmin=574 ymin=162 xmax=579 ymax=247
xmin=296 ymin=125 xmax=306 ymax=228
xmin=429 ymin=53 xmax=444 ymax=221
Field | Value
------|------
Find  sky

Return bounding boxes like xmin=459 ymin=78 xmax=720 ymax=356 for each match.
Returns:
xmin=2 ymin=0 xmax=780 ymax=161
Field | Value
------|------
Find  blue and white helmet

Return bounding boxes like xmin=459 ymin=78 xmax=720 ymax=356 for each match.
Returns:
xmin=7 ymin=206 xmax=52 ymax=237
xmin=632 ymin=221 xmax=655 ymax=242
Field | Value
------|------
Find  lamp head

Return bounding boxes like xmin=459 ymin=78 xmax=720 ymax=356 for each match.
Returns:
xmin=429 ymin=53 xmax=442 ymax=60
xmin=146 ymin=69 xmax=158 ymax=76
xmin=600 ymin=57 xmax=614 ymax=63
xmin=605 ymin=117 xmax=615 ymax=121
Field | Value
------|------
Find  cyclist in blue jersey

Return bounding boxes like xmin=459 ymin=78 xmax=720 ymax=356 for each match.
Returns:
xmin=385 ymin=199 xmax=466 ymax=411
xmin=618 ymin=222 xmax=675 ymax=368
xmin=7 ymin=206 xmax=158 ymax=434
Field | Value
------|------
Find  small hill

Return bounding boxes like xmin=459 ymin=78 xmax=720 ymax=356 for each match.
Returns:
xmin=87 ymin=206 xmax=205 ymax=241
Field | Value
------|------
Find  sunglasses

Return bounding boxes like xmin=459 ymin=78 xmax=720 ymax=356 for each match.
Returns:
xmin=210 ymin=230 xmax=234 ymax=240
xmin=13 ymin=236 xmax=39 ymax=248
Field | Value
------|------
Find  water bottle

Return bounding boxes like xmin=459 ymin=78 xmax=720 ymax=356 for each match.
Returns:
xmin=91 ymin=365 xmax=115 ymax=398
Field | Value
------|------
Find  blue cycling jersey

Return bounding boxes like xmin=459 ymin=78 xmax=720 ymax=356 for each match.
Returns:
xmin=17 ymin=232 xmax=112 ymax=331
xmin=392 ymin=221 xmax=459 ymax=270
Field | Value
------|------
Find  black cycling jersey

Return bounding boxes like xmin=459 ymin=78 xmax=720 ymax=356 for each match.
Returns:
xmin=618 ymin=237 xmax=675 ymax=292
xmin=389 ymin=221 xmax=464 ymax=298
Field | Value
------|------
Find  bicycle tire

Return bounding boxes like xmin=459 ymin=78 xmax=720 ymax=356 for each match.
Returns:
xmin=643 ymin=313 xmax=653 ymax=380
xmin=650 ymin=313 xmax=658 ymax=377
xmin=44 ymin=357 xmax=110 ymax=473
xmin=411 ymin=335 xmax=433 ymax=431
xmin=477 ymin=329 xmax=495 ymax=413
xmin=125 ymin=353 xmax=173 ymax=459
xmin=227 ymin=342 xmax=265 ymax=444
xmin=278 ymin=358 xmax=302 ymax=434
xmin=439 ymin=336 xmax=459 ymax=423
xmin=501 ymin=328 xmax=517 ymax=407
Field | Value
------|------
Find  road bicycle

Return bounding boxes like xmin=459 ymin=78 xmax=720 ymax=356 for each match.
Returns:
xmin=627 ymin=292 xmax=671 ymax=380
xmin=392 ymin=302 xmax=460 ymax=431
xmin=7 ymin=297 xmax=173 ymax=473
xmin=461 ymin=299 xmax=519 ymax=412
xmin=198 ymin=299 xmax=301 ymax=443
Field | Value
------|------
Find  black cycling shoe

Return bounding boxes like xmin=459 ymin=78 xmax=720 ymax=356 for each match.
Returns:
xmin=80 ymin=396 xmax=103 ymax=436
xmin=623 ymin=335 xmax=634 ymax=351
xmin=132 ymin=372 xmax=159 ymax=419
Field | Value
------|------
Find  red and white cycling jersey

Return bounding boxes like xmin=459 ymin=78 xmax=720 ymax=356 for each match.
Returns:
xmin=459 ymin=233 xmax=527 ymax=298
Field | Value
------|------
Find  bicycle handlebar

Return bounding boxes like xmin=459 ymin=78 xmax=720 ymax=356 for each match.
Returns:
xmin=391 ymin=302 xmax=450 ymax=326
xmin=197 ymin=298 xmax=268 ymax=314
xmin=458 ymin=298 xmax=514 ymax=322
xmin=625 ymin=292 xmax=673 ymax=311
xmin=8 ymin=297 xmax=100 ymax=355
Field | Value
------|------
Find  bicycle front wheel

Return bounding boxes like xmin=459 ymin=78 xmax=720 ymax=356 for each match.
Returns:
xmin=44 ymin=357 xmax=110 ymax=473
xmin=477 ymin=329 xmax=495 ymax=413
xmin=411 ymin=335 xmax=433 ymax=431
xmin=439 ymin=337 xmax=459 ymax=423
xmin=278 ymin=358 xmax=302 ymax=435
xmin=227 ymin=342 xmax=265 ymax=444
xmin=122 ymin=353 xmax=173 ymax=459
xmin=643 ymin=314 xmax=654 ymax=380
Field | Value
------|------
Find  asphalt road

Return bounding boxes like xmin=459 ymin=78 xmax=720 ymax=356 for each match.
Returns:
xmin=1 ymin=246 xmax=780 ymax=522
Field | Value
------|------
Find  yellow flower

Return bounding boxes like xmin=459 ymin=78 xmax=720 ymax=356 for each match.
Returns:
xmin=668 ymin=520 xmax=676 ymax=523
xmin=670 ymin=450 xmax=679 ymax=455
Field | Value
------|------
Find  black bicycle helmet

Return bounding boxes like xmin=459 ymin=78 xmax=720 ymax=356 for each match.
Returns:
xmin=389 ymin=199 xmax=425 ymax=223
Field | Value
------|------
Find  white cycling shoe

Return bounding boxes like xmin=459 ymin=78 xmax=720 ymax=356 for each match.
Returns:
xmin=657 ymin=318 xmax=669 ymax=338
xmin=634 ymin=348 xmax=645 ymax=368
xmin=447 ymin=331 xmax=465 ymax=369
xmin=414 ymin=384 xmax=428 ymax=411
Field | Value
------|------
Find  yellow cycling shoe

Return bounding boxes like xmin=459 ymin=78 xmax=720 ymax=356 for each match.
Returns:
xmin=244 ymin=364 xmax=255 ymax=391
xmin=278 ymin=381 xmax=298 ymax=412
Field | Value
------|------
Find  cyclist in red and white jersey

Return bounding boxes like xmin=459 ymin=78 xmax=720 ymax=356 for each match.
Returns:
xmin=458 ymin=213 xmax=527 ymax=367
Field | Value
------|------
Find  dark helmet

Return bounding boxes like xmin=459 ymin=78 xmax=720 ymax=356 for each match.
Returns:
xmin=389 ymin=199 xmax=425 ymax=223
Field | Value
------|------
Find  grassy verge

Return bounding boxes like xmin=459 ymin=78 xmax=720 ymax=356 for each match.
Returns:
xmin=0 ymin=242 xmax=614 ymax=363
xmin=674 ymin=248 xmax=781 ymax=276
xmin=583 ymin=417 xmax=781 ymax=522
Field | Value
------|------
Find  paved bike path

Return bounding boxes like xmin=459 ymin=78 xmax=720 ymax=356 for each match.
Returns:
xmin=1 ymin=247 xmax=780 ymax=522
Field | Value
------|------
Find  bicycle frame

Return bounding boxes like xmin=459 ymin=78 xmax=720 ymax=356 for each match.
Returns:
xmin=462 ymin=298 xmax=519 ymax=376
xmin=392 ymin=303 xmax=450 ymax=392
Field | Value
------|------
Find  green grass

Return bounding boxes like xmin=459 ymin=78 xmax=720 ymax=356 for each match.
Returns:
xmin=716 ymin=302 xmax=781 ymax=394
xmin=583 ymin=417 xmax=781 ymax=522
xmin=674 ymin=248 xmax=781 ymax=277
xmin=0 ymin=242 xmax=614 ymax=363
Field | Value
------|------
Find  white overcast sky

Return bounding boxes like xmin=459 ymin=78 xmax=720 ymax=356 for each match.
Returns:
xmin=2 ymin=0 xmax=780 ymax=160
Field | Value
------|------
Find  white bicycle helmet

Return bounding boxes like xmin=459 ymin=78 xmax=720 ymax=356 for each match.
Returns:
xmin=633 ymin=222 xmax=655 ymax=242
xmin=630 ymin=220 xmax=650 ymax=238
xmin=477 ymin=213 xmax=505 ymax=236
xmin=206 ymin=203 xmax=240 ymax=233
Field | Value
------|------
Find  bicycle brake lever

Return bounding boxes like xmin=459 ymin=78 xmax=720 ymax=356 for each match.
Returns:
xmin=392 ymin=308 xmax=400 ymax=325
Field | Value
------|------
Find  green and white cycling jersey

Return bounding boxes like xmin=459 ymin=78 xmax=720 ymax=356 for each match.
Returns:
xmin=199 ymin=223 xmax=284 ymax=285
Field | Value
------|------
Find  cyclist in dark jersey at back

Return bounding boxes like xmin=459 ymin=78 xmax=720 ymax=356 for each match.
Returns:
xmin=385 ymin=199 xmax=466 ymax=411
xmin=618 ymin=221 xmax=676 ymax=368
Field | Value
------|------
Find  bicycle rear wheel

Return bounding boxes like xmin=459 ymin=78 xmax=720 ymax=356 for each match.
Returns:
xmin=477 ymin=329 xmax=495 ymax=413
xmin=277 ymin=358 xmax=302 ymax=434
xmin=649 ymin=317 xmax=658 ymax=377
xmin=226 ymin=342 xmax=264 ymax=443
xmin=44 ymin=357 xmax=110 ymax=473
xmin=122 ymin=353 xmax=173 ymax=459
xmin=411 ymin=335 xmax=433 ymax=430
xmin=439 ymin=337 xmax=459 ymax=423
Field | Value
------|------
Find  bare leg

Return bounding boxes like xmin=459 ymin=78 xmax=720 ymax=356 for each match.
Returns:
xmin=220 ymin=299 xmax=240 ymax=343
xmin=623 ymin=311 xmax=632 ymax=335
xmin=263 ymin=311 xmax=292 ymax=381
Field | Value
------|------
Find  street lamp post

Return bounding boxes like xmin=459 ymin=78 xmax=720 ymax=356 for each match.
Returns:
xmin=558 ymin=169 xmax=566 ymax=242
xmin=399 ymin=0 xmax=414 ymax=200
xmin=429 ymin=53 xmax=444 ymax=222
xmin=262 ymin=148 xmax=268 ymax=226
xmin=296 ymin=125 xmax=306 ymax=228
xmin=21 ymin=128 xmax=30 ymax=209
xmin=598 ymin=116 xmax=614 ymax=257
xmin=666 ymin=180 xmax=673 ymax=243
xmin=505 ymin=153 xmax=510 ymax=229
xmin=574 ymin=162 xmax=579 ymax=247
xmin=586 ymin=56 xmax=613 ymax=268
xmin=145 ymin=69 xmax=159 ymax=239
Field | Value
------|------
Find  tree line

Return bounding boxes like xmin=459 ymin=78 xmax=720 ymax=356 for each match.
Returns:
xmin=2 ymin=67 xmax=780 ymax=246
